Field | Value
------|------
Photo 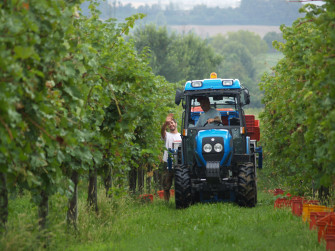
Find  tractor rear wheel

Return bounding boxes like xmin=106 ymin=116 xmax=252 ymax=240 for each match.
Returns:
xmin=175 ymin=166 xmax=192 ymax=209
xmin=237 ymin=163 xmax=257 ymax=207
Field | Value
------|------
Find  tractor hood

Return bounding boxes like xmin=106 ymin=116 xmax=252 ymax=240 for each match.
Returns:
xmin=195 ymin=129 xmax=233 ymax=167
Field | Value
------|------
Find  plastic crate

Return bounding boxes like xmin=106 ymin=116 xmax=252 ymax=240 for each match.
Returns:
xmin=246 ymin=127 xmax=256 ymax=133
xmin=255 ymin=120 xmax=260 ymax=127
xmin=247 ymin=130 xmax=260 ymax=141
xmin=157 ymin=190 xmax=164 ymax=199
xmin=310 ymin=212 xmax=333 ymax=230
xmin=292 ymin=197 xmax=304 ymax=216
xmin=254 ymin=127 xmax=260 ymax=141
xmin=245 ymin=115 xmax=255 ymax=124
xmin=317 ymin=214 xmax=335 ymax=242
xmin=325 ymin=234 xmax=335 ymax=251
xmin=274 ymin=198 xmax=291 ymax=208
xmin=317 ymin=220 xmax=328 ymax=242
xmin=302 ymin=204 xmax=331 ymax=222
xmin=274 ymin=188 xmax=284 ymax=196
xmin=139 ymin=194 xmax=153 ymax=202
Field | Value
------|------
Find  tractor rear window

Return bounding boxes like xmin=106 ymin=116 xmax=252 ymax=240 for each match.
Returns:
xmin=191 ymin=96 xmax=237 ymax=110
xmin=189 ymin=96 xmax=240 ymax=127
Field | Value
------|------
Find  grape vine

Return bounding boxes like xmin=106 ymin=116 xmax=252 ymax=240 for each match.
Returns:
xmin=260 ymin=1 xmax=335 ymax=195
xmin=0 ymin=0 xmax=175 ymax=229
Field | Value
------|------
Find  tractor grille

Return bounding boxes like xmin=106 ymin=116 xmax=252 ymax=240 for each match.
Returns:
xmin=206 ymin=161 xmax=220 ymax=178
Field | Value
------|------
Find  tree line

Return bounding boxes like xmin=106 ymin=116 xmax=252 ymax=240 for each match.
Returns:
xmin=0 ymin=0 xmax=176 ymax=232
xmin=129 ymin=25 xmax=282 ymax=108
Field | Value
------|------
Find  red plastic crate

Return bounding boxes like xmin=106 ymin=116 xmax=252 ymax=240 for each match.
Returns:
xmin=246 ymin=127 xmax=256 ymax=133
xmin=292 ymin=197 xmax=304 ymax=216
xmin=310 ymin=212 xmax=332 ymax=230
xmin=157 ymin=190 xmax=164 ymax=199
xmin=157 ymin=190 xmax=175 ymax=199
xmin=245 ymin=115 xmax=255 ymax=124
xmin=139 ymin=194 xmax=153 ymax=202
xmin=274 ymin=188 xmax=284 ymax=196
xmin=316 ymin=213 xmax=335 ymax=242
xmin=274 ymin=198 xmax=291 ymax=208
xmin=325 ymin=234 xmax=335 ymax=251
xmin=317 ymin=220 xmax=328 ymax=242
xmin=247 ymin=131 xmax=260 ymax=141
xmin=254 ymin=127 xmax=260 ymax=141
xmin=255 ymin=120 xmax=260 ymax=127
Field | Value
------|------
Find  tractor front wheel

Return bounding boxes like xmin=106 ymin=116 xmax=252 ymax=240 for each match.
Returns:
xmin=175 ymin=166 xmax=192 ymax=209
xmin=237 ymin=163 xmax=257 ymax=207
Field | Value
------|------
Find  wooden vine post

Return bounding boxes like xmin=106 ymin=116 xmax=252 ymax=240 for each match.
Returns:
xmin=67 ymin=171 xmax=79 ymax=228
xmin=88 ymin=164 xmax=98 ymax=212
xmin=0 ymin=172 xmax=8 ymax=231
xmin=103 ymin=164 xmax=112 ymax=198
xmin=38 ymin=189 xmax=49 ymax=229
xmin=137 ymin=165 xmax=144 ymax=194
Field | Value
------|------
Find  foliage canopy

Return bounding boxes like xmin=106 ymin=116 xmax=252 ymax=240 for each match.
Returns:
xmin=260 ymin=1 xmax=335 ymax=193
xmin=0 ymin=0 xmax=174 ymax=221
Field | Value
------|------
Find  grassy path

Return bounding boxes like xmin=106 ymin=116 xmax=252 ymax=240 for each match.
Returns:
xmin=72 ymin=192 xmax=324 ymax=251
xmin=1 ymin=190 xmax=326 ymax=250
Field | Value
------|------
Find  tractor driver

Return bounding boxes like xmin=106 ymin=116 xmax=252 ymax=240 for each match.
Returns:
xmin=195 ymin=96 xmax=221 ymax=127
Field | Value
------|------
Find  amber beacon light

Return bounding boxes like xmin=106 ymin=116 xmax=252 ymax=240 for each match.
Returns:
xmin=210 ymin=72 xmax=217 ymax=79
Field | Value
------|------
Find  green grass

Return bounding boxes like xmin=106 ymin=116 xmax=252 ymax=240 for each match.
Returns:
xmin=0 ymin=185 xmax=326 ymax=251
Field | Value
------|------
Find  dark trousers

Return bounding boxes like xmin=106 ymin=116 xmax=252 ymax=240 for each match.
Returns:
xmin=162 ymin=162 xmax=174 ymax=201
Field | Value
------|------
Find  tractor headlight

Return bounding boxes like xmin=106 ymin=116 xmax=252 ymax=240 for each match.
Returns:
xmin=214 ymin=143 xmax=223 ymax=152
xmin=203 ymin=144 xmax=212 ymax=153
xmin=191 ymin=81 xmax=203 ymax=88
xmin=222 ymin=80 xmax=233 ymax=86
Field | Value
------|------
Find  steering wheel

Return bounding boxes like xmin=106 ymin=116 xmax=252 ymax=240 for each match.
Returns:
xmin=203 ymin=120 xmax=224 ymax=127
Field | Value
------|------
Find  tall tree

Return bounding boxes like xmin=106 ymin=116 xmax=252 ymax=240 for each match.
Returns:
xmin=132 ymin=25 xmax=222 ymax=82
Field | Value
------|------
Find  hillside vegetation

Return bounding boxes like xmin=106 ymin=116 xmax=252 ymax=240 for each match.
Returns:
xmin=130 ymin=25 xmax=281 ymax=108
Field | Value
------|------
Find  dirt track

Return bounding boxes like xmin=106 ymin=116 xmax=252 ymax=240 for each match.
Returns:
xmin=169 ymin=25 xmax=281 ymax=38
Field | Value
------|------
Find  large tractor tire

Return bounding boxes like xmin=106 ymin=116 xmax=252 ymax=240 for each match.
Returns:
xmin=175 ymin=166 xmax=192 ymax=209
xmin=237 ymin=163 xmax=257 ymax=207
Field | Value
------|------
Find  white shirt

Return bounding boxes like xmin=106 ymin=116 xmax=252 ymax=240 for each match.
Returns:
xmin=163 ymin=132 xmax=182 ymax=162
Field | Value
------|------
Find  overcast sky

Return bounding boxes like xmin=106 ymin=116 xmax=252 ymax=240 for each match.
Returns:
xmin=109 ymin=0 xmax=325 ymax=9
xmin=109 ymin=0 xmax=241 ymax=9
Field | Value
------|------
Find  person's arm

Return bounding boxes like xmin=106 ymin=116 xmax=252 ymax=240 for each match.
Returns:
xmin=161 ymin=121 xmax=169 ymax=139
xmin=207 ymin=117 xmax=221 ymax=124
xmin=161 ymin=114 xmax=173 ymax=139
xmin=207 ymin=110 xmax=221 ymax=124
xmin=213 ymin=115 xmax=221 ymax=123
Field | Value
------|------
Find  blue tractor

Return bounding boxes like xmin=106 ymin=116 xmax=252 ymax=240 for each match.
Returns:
xmin=174 ymin=74 xmax=262 ymax=209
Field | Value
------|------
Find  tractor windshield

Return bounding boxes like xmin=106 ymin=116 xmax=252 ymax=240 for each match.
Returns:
xmin=192 ymin=96 xmax=237 ymax=109
xmin=187 ymin=95 xmax=241 ymax=128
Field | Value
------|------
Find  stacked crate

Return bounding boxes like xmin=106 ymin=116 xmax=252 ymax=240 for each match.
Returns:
xmin=245 ymin=115 xmax=260 ymax=141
